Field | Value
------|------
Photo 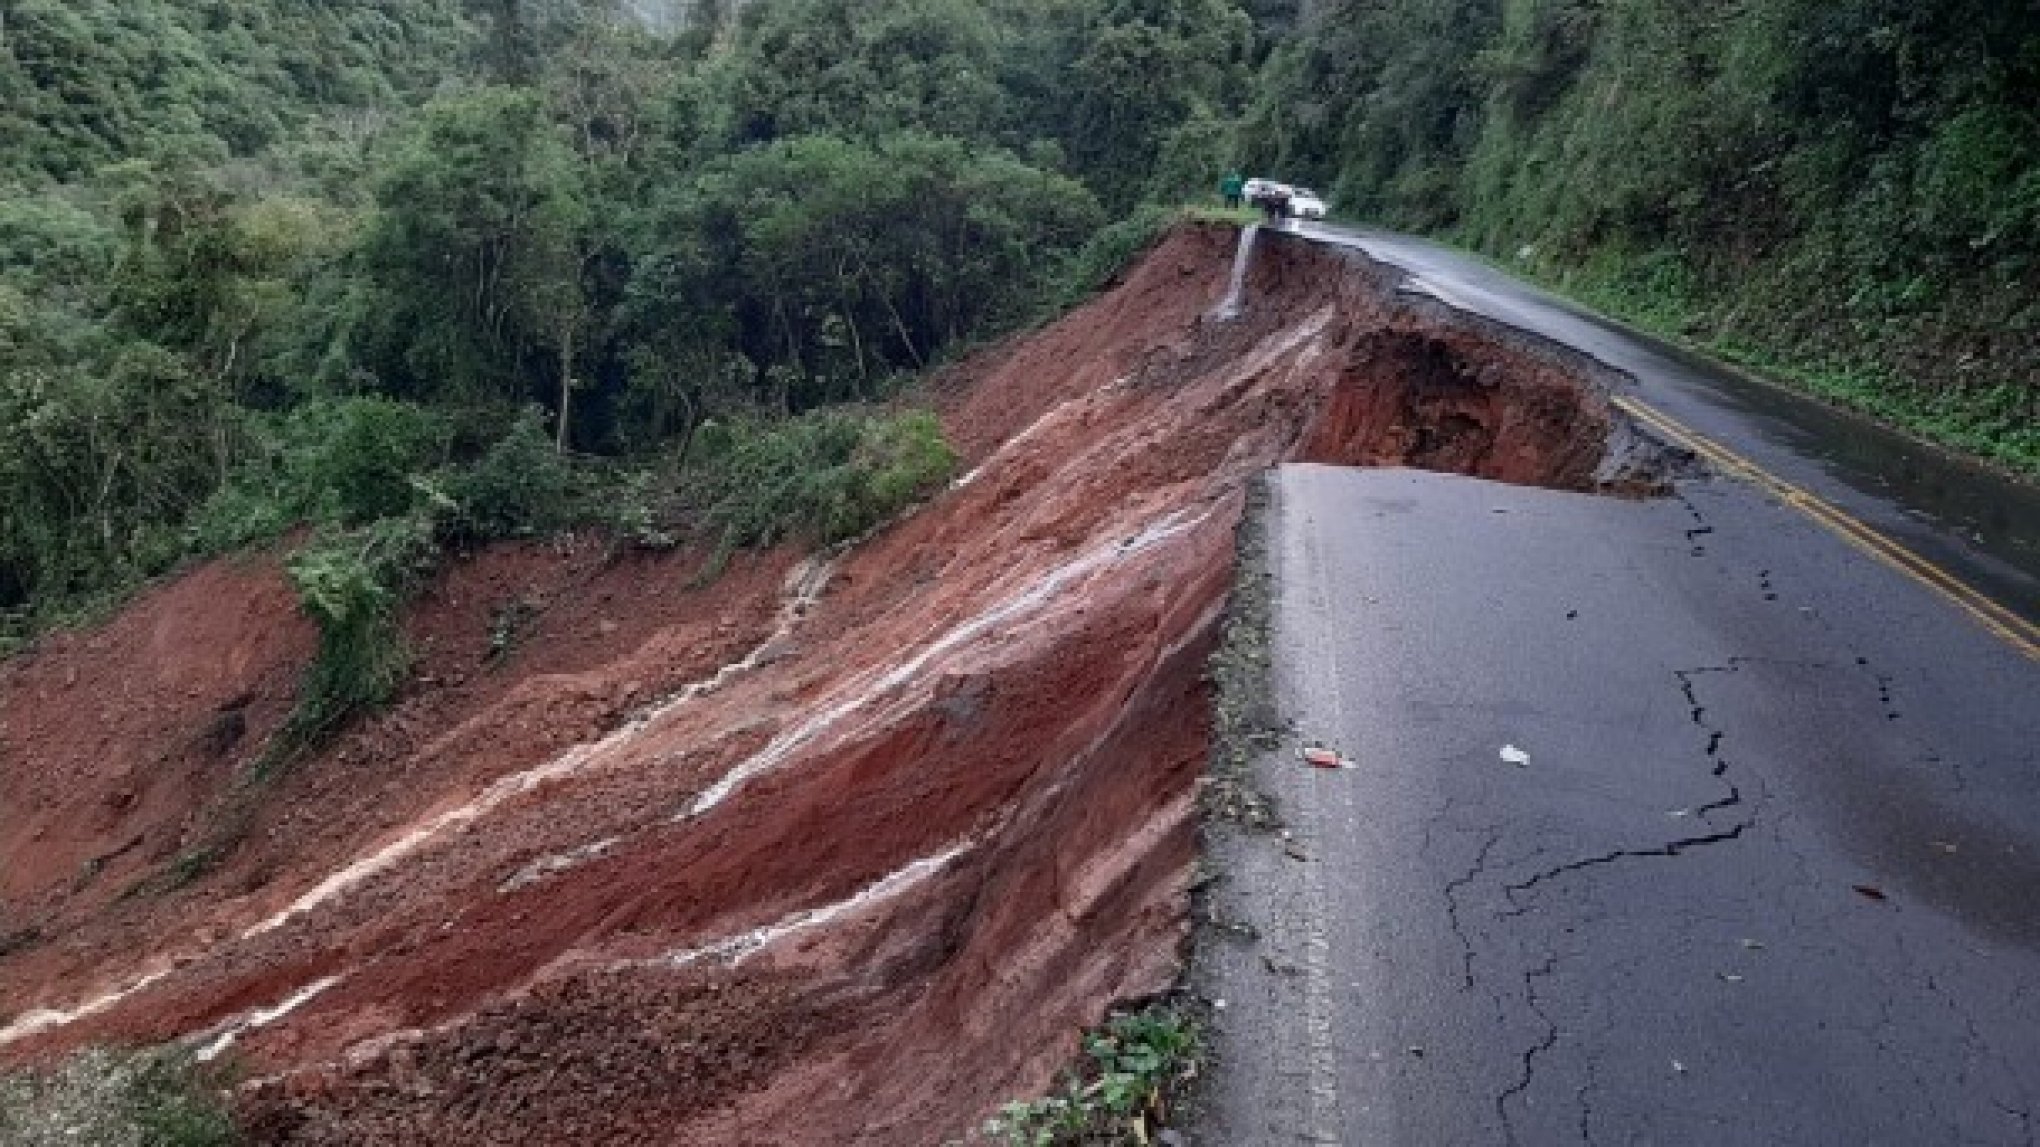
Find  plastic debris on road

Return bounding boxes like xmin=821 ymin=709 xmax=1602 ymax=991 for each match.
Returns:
xmin=1499 ymin=744 xmax=1531 ymax=767
xmin=1299 ymin=744 xmax=1356 ymax=770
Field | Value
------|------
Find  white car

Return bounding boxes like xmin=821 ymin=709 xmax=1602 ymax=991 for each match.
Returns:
xmin=1288 ymin=187 xmax=1329 ymax=220
xmin=1242 ymin=177 xmax=1328 ymax=221
xmin=1242 ymin=177 xmax=1288 ymax=205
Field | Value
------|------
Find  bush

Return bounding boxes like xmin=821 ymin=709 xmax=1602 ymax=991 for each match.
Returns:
xmin=693 ymin=408 xmax=957 ymax=552
xmin=433 ymin=410 xmax=575 ymax=542
xmin=0 ymin=1048 xmax=238 ymax=1147
xmin=187 ymin=397 xmax=450 ymax=554
xmin=982 ymin=1005 xmax=1201 ymax=1146
xmin=272 ymin=514 xmax=437 ymax=762
xmin=281 ymin=398 xmax=451 ymax=525
xmin=1055 ymin=204 xmax=1178 ymax=309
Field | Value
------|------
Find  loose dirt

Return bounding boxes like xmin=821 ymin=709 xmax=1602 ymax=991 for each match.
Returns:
xmin=0 ymin=224 xmax=1667 ymax=1143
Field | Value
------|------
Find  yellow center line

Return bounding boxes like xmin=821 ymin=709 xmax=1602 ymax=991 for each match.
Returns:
xmin=1611 ymin=395 xmax=2040 ymax=662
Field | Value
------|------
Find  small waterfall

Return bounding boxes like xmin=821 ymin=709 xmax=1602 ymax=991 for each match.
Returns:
xmin=1214 ymin=224 xmax=1260 ymax=320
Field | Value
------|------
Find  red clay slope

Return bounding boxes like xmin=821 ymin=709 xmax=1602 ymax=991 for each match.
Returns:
xmin=0 ymin=224 xmax=1629 ymax=1144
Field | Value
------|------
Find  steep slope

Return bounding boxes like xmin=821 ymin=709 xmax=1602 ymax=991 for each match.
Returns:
xmin=0 ymin=224 xmax=1660 ymax=1143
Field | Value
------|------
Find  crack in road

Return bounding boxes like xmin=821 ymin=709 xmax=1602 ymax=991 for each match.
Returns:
xmin=1489 ymin=660 xmax=1770 ymax=1140
xmin=1496 ymin=954 xmax=1561 ymax=1146
xmin=1674 ymin=489 xmax=1720 ymax=560
xmin=1503 ymin=662 xmax=1761 ymax=913
xmin=1890 ymin=927 xmax=2040 ymax=1146
xmin=1443 ymin=829 xmax=1503 ymax=991
xmin=1994 ymin=1100 xmax=2036 ymax=1147
xmin=1498 ymin=819 xmax=1747 ymax=914
xmin=1575 ymin=1042 xmax=1601 ymax=1147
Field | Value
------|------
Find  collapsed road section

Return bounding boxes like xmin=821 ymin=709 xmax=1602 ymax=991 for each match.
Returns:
xmin=0 ymin=224 xmax=1668 ymax=1143
xmin=1193 ymin=263 xmax=2040 ymax=1141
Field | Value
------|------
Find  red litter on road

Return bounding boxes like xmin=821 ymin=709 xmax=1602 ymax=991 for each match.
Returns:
xmin=1299 ymin=745 xmax=1355 ymax=770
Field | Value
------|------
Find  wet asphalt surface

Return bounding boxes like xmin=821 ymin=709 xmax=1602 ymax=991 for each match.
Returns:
xmin=1194 ymin=230 xmax=2040 ymax=1145
xmin=1299 ymin=222 xmax=2040 ymax=625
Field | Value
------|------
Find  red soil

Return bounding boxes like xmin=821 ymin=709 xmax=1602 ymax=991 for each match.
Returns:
xmin=0 ymin=225 xmax=1630 ymax=1143
xmin=0 ymin=557 xmax=311 ymax=912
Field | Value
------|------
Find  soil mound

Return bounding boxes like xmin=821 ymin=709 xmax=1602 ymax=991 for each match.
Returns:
xmin=0 ymin=224 xmax=1661 ymax=1143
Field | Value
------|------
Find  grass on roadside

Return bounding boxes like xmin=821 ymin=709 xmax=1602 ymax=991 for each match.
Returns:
xmin=977 ymin=1003 xmax=1201 ymax=1146
xmin=1509 ymin=249 xmax=2040 ymax=480
xmin=0 ymin=1048 xmax=238 ymax=1147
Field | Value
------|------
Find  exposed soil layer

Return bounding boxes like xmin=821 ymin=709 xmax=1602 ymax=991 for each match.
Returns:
xmin=0 ymin=225 xmax=1660 ymax=1143
xmin=0 ymin=557 xmax=312 ymax=912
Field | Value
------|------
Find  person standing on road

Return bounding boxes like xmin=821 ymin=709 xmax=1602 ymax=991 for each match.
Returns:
xmin=1221 ymin=170 xmax=1244 ymax=210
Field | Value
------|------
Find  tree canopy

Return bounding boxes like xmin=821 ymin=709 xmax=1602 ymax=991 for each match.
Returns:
xmin=2 ymin=0 xmax=2035 ymax=644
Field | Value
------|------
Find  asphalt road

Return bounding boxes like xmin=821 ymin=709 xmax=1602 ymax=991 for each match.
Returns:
xmin=1296 ymin=221 xmax=2040 ymax=629
xmin=1194 ymin=231 xmax=2040 ymax=1145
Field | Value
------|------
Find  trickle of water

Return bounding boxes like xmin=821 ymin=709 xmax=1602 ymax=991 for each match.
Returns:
xmin=1215 ymin=224 xmax=1260 ymax=320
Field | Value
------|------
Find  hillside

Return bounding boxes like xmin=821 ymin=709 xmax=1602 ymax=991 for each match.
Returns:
xmin=0 ymin=221 xmax=1682 ymax=1142
xmin=2 ymin=0 xmax=2035 ymax=1139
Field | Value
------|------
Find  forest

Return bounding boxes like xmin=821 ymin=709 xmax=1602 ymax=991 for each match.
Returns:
xmin=0 ymin=0 xmax=1255 ymax=730
xmin=1 ymin=0 xmax=2035 ymax=723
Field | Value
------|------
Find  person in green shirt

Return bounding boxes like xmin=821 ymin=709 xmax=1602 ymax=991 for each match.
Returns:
xmin=1221 ymin=170 xmax=1245 ymax=209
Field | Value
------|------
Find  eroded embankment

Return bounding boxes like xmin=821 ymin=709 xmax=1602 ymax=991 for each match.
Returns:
xmin=0 ymin=225 xmax=1660 ymax=1143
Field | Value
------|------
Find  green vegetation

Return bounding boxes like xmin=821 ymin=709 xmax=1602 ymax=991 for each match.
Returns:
xmin=981 ymin=1004 xmax=1201 ymax=1145
xmin=1542 ymin=258 xmax=2040 ymax=474
xmin=0 ymin=0 xmax=1265 ymax=676
xmin=690 ymin=409 xmax=957 ymax=552
xmin=0 ymin=1048 xmax=237 ymax=1147
xmin=275 ymin=515 xmax=439 ymax=761
xmin=1 ymin=0 xmax=2034 ymax=1138
xmin=1246 ymin=0 xmax=2040 ymax=472
xmin=0 ymin=0 xmax=467 ymax=185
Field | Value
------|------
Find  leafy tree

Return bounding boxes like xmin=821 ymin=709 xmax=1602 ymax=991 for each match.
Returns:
xmin=629 ymin=133 xmax=1101 ymax=411
xmin=1061 ymin=0 xmax=1254 ymax=207
xmin=1246 ymin=0 xmax=2039 ymax=454
xmin=351 ymin=87 xmax=592 ymax=443
xmin=0 ymin=0 xmax=467 ymax=185
xmin=714 ymin=0 xmax=1009 ymax=148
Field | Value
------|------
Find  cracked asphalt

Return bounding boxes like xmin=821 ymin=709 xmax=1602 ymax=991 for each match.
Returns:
xmin=1196 ymin=466 xmax=2040 ymax=1145
xmin=1191 ymin=230 xmax=2040 ymax=1145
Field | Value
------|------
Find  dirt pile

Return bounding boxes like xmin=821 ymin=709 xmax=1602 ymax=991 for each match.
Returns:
xmin=0 ymin=225 xmax=1660 ymax=1143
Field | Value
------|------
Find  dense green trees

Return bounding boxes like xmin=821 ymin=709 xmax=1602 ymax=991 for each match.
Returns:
xmin=0 ymin=0 xmax=468 ymax=184
xmin=628 ymin=134 xmax=1099 ymax=412
xmin=1059 ymin=0 xmax=1253 ymax=205
xmin=351 ymin=88 xmax=592 ymax=423
xmin=0 ymin=0 xmax=1258 ymax=652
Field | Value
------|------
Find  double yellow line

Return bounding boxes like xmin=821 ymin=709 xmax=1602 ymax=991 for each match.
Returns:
xmin=1613 ymin=395 xmax=2040 ymax=663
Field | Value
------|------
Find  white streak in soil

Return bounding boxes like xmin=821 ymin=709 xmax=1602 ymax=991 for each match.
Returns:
xmin=194 ymin=976 xmax=344 ymax=1062
xmin=0 ymin=966 xmax=174 ymax=1048
xmin=240 ymin=556 xmax=836 ymax=941
xmin=687 ymin=503 xmax=1219 ymax=818
xmin=236 ymin=840 xmax=974 ymax=1093
xmin=499 ymin=837 xmax=622 ymax=893
xmin=0 ymin=559 xmax=839 ymax=1048
xmin=659 ymin=840 xmax=974 ymax=970
xmin=951 ymin=399 xmax=1078 ymax=490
